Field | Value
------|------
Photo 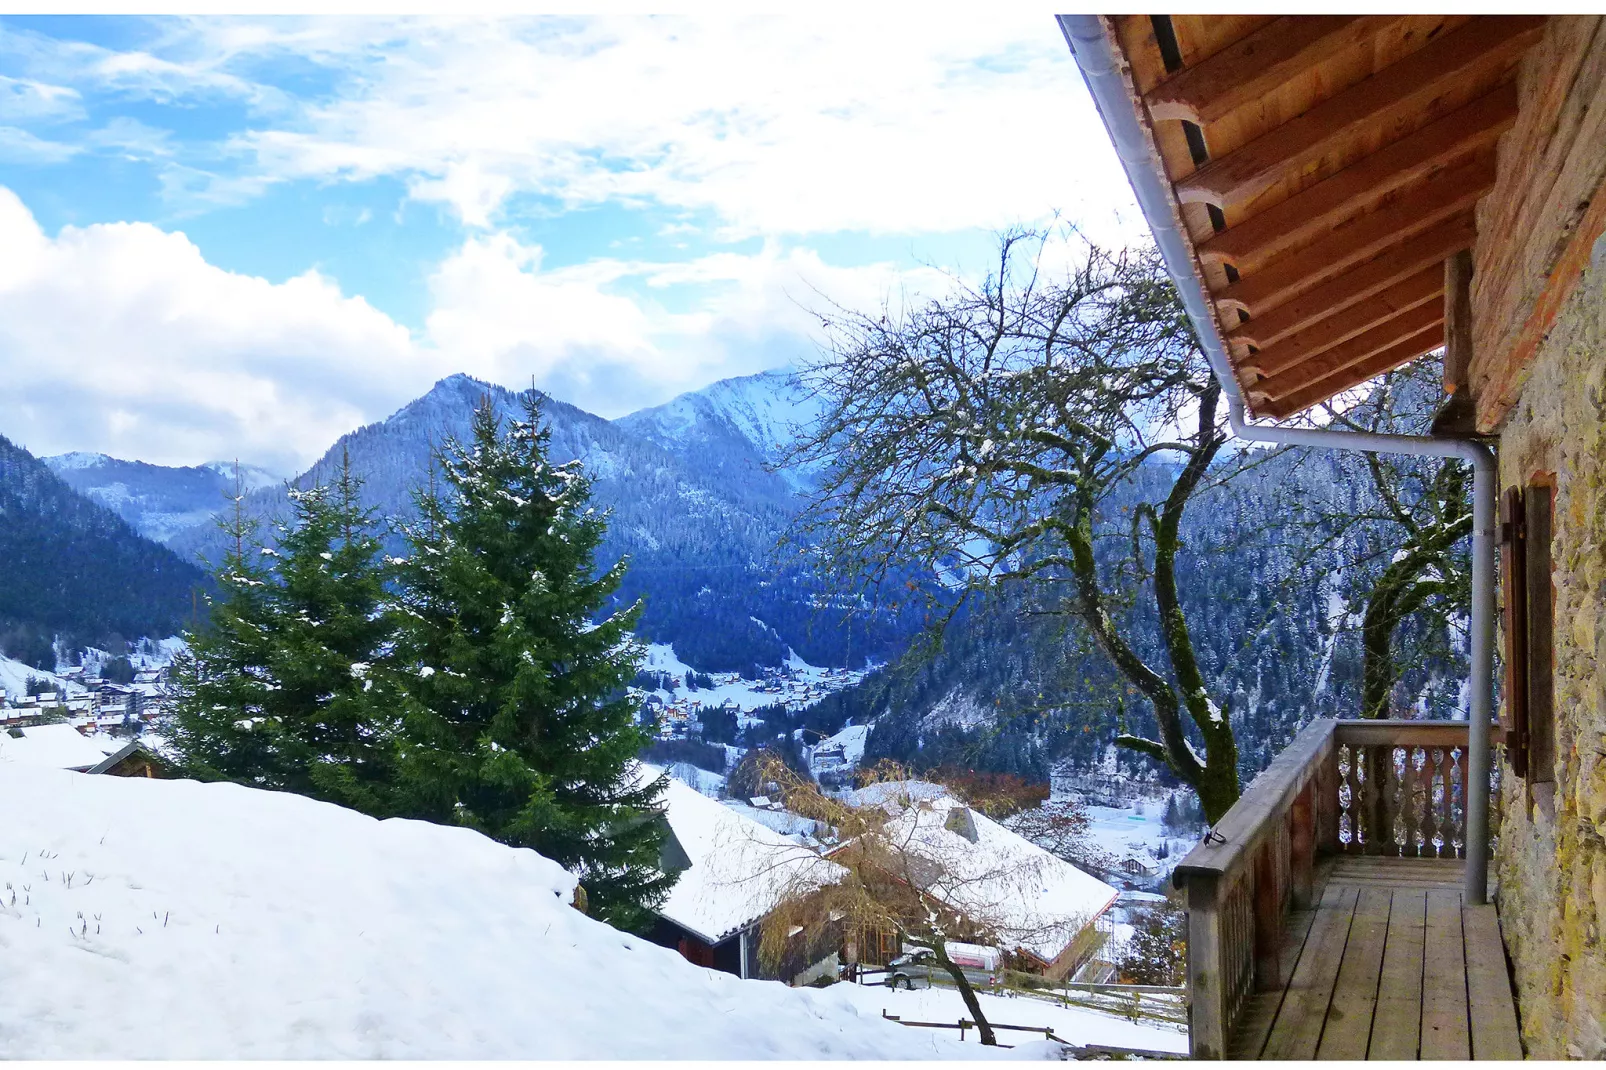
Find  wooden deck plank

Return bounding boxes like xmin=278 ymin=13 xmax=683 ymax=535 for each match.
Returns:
xmin=1317 ymin=887 xmax=1392 ymax=1059
xmin=1231 ymin=903 xmax=1321 ymax=1059
xmin=1463 ymin=904 xmax=1523 ymax=1059
xmin=1368 ymin=888 xmax=1427 ymax=1060
xmin=1262 ymin=885 xmax=1360 ymax=1060
xmin=1419 ymin=889 xmax=1470 ymax=1060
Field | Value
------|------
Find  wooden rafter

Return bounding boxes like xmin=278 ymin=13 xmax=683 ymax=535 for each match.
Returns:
xmin=1236 ymin=266 xmax=1443 ymax=376
xmin=1175 ymin=16 xmax=1545 ymax=209
xmin=1224 ymin=214 xmax=1476 ymax=352
xmin=1249 ymin=302 xmax=1447 ymax=403
xmin=1198 ymin=84 xmax=1518 ymax=274
xmin=1263 ymin=325 xmax=1446 ymax=418
xmin=1215 ymin=153 xmax=1494 ymax=316
xmin=1145 ymin=15 xmax=1400 ymax=125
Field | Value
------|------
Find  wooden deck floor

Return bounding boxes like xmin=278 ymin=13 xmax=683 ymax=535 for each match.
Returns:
xmin=1229 ymin=857 xmax=1524 ymax=1060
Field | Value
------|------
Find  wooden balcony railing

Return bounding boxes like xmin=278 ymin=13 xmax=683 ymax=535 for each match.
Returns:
xmin=1171 ymin=719 xmax=1494 ymax=1059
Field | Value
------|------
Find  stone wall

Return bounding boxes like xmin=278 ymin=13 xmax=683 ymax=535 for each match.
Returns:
xmin=1491 ymin=230 xmax=1606 ymax=1060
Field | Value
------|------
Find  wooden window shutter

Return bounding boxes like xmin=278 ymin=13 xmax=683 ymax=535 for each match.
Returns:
xmin=1525 ymin=477 xmax=1556 ymax=790
xmin=1499 ymin=486 xmax=1528 ymax=778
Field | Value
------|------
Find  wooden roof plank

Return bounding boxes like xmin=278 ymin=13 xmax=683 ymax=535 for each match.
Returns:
xmin=1145 ymin=15 xmax=1396 ymax=125
xmin=1261 ymin=325 xmax=1445 ymax=419
xmin=1250 ymin=301 xmax=1446 ymax=402
xmin=1225 ymin=213 xmax=1475 ymax=351
xmin=1199 ymin=83 xmax=1517 ymax=274
xmin=1232 ymin=263 xmax=1442 ymax=358
xmin=1175 ymin=17 xmax=1546 ymax=209
xmin=1215 ymin=152 xmax=1495 ymax=316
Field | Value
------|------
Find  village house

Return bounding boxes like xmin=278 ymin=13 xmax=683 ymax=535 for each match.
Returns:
xmin=640 ymin=770 xmax=846 ymax=985
xmin=0 ymin=723 xmax=124 ymax=772
xmin=831 ymin=783 xmax=1121 ymax=980
xmin=1063 ymin=13 xmax=1606 ymax=1058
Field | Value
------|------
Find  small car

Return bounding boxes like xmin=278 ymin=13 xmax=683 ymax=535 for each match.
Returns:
xmin=883 ymin=944 xmax=1000 ymax=990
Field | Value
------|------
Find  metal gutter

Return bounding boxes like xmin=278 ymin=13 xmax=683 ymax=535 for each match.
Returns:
xmin=1058 ymin=14 xmax=1494 ymax=903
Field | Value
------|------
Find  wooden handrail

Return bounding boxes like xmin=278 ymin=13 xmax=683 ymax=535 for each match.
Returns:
xmin=1173 ymin=718 xmax=1488 ymax=1058
xmin=1173 ymin=718 xmax=1337 ymax=1059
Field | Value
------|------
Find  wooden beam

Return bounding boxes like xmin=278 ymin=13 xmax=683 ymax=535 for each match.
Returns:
xmin=1175 ymin=16 xmax=1545 ymax=208
xmin=1199 ymin=83 xmax=1517 ymax=274
xmin=1215 ymin=152 xmax=1494 ymax=316
xmin=1225 ymin=213 xmax=1475 ymax=351
xmin=1233 ymin=264 xmax=1441 ymax=363
xmin=1261 ymin=324 xmax=1445 ymax=418
xmin=1250 ymin=301 xmax=1446 ymax=402
xmin=1443 ymin=250 xmax=1474 ymax=394
xmin=1145 ymin=16 xmax=1398 ymax=125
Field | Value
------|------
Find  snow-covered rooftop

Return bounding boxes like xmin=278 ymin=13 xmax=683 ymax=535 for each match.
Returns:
xmin=0 ymin=723 xmax=119 ymax=770
xmin=648 ymin=767 xmax=844 ymax=945
xmin=852 ymin=789 xmax=1120 ymax=965
xmin=0 ymin=764 xmax=1021 ymax=1059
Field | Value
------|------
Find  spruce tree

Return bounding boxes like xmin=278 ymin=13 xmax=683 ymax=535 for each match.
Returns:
xmin=167 ymin=470 xmax=290 ymax=786
xmin=267 ymin=452 xmax=399 ymax=812
xmin=390 ymin=392 xmax=671 ymax=931
xmin=168 ymin=458 xmax=397 ymax=810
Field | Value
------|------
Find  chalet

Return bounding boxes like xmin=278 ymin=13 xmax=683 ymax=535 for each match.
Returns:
xmin=831 ymin=785 xmax=1120 ymax=980
xmin=1063 ymin=13 xmax=1606 ymax=1058
xmin=86 ymin=739 xmax=172 ymax=778
xmin=0 ymin=723 xmax=119 ymax=772
xmin=640 ymin=770 xmax=846 ymax=985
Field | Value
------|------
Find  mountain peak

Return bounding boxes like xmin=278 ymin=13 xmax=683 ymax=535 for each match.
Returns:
xmin=43 ymin=451 xmax=113 ymax=471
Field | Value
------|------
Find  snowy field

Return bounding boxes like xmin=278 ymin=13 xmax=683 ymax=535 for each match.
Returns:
xmin=829 ymin=978 xmax=1188 ymax=1053
xmin=1078 ymin=802 xmax=1196 ymax=886
xmin=0 ymin=653 xmax=70 ymax=698
xmin=0 ymin=764 xmax=1056 ymax=1060
xmin=639 ymin=642 xmax=868 ymax=715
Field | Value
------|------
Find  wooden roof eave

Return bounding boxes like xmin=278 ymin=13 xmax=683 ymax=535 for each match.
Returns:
xmin=1071 ymin=16 xmax=1255 ymax=411
xmin=1082 ymin=14 xmax=1548 ymax=422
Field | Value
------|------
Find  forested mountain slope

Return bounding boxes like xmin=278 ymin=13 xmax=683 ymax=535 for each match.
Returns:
xmin=43 ymin=453 xmax=281 ymax=545
xmin=0 ymin=435 xmax=209 ymax=667
xmin=169 ymin=373 xmax=921 ymax=673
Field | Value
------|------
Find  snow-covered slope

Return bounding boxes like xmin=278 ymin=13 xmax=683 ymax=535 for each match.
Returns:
xmin=0 ymin=765 xmax=1020 ymax=1059
xmin=615 ymin=368 xmax=823 ymax=491
xmin=43 ymin=452 xmax=281 ymax=545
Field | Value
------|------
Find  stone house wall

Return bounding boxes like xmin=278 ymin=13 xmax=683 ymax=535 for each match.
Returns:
xmin=1492 ymin=230 xmax=1606 ymax=1060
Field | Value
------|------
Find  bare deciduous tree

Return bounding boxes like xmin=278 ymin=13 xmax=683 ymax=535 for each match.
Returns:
xmin=746 ymin=757 xmax=1093 ymax=1046
xmin=789 ymin=229 xmax=1250 ymax=821
xmin=1274 ymin=360 xmax=1473 ymax=719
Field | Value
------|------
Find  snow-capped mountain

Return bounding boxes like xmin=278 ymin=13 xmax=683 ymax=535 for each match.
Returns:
xmin=44 ymin=452 xmax=282 ymax=545
xmin=0 ymin=436 xmax=206 ymax=662
xmin=164 ymin=371 xmax=919 ymax=674
xmin=616 ymin=368 xmax=825 ymax=492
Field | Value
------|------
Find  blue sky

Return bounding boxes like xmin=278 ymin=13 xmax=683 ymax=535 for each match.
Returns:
xmin=0 ymin=14 xmax=1138 ymax=473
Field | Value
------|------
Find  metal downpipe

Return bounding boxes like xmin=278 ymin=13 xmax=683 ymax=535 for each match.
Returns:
xmin=1060 ymin=14 xmax=1494 ymax=903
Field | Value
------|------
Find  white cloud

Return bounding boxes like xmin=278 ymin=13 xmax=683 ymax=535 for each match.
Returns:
xmin=421 ymin=229 xmax=952 ymax=417
xmin=33 ymin=14 xmax=1133 ymax=237
xmin=0 ymin=186 xmax=962 ymax=468
xmin=0 ymin=187 xmax=426 ymax=473
xmin=0 ymin=73 xmax=83 ymax=123
xmin=0 ymin=125 xmax=81 ymax=164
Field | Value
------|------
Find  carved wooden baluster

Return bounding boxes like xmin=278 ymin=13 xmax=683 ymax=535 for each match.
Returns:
xmin=1383 ymin=745 xmax=1402 ymax=857
xmin=1400 ymin=745 xmax=1419 ymax=858
xmin=1341 ymin=744 xmax=1359 ymax=852
xmin=1456 ymin=745 xmax=1470 ymax=859
xmin=1432 ymin=745 xmax=1445 ymax=854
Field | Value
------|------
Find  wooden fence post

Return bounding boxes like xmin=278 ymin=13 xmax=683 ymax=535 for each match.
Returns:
xmin=1289 ymin=780 xmax=1314 ymax=910
xmin=1252 ymin=841 xmax=1282 ymax=992
xmin=1184 ymin=871 xmax=1228 ymax=1059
